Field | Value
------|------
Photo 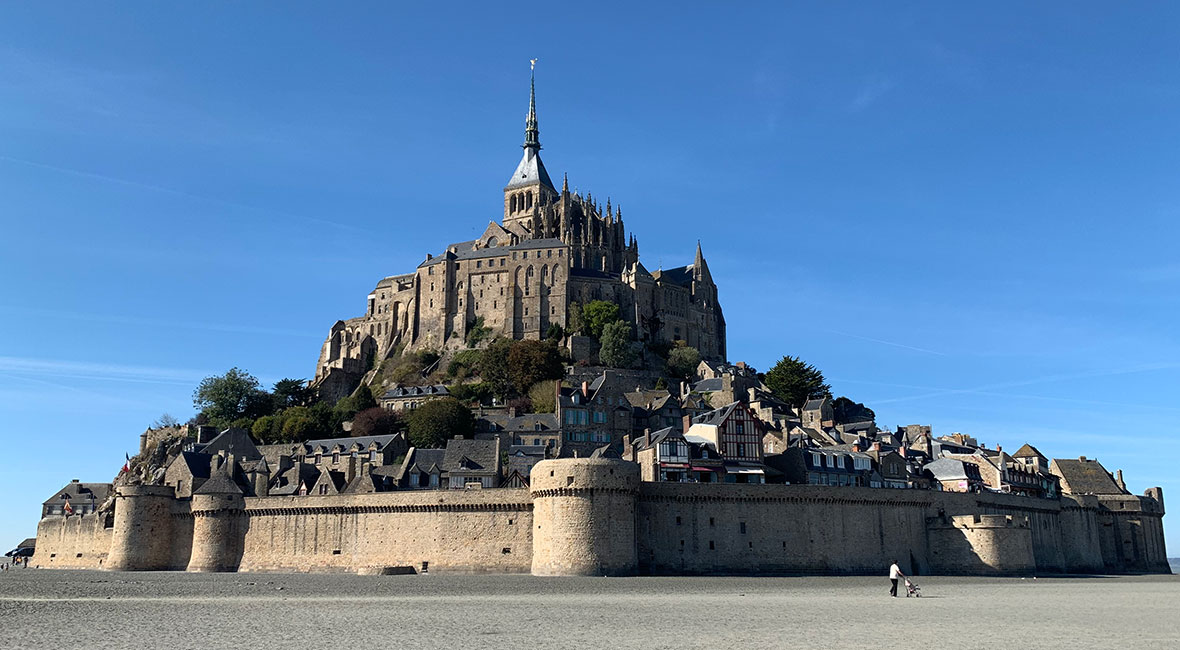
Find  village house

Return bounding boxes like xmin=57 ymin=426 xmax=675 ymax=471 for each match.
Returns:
xmin=684 ymin=401 xmax=766 ymax=483
xmin=556 ymin=371 xmax=634 ymax=457
xmin=379 ymin=384 xmax=450 ymax=411
xmin=922 ymin=457 xmax=985 ymax=492
xmin=40 ymin=480 xmax=111 ymax=517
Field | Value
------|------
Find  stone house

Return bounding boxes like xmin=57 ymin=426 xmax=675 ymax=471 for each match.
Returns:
xmin=1050 ymin=457 xmax=1128 ymax=496
xmin=441 ymin=438 xmax=502 ymax=489
xmin=476 ymin=410 xmax=560 ymax=448
xmin=396 ymin=448 xmax=447 ymax=489
xmin=379 ymin=384 xmax=450 ymax=412
xmin=764 ymin=446 xmax=872 ymax=486
xmin=40 ymin=480 xmax=111 ymax=517
xmin=801 ymin=397 xmax=834 ymax=430
xmin=863 ymin=447 xmax=910 ymax=489
xmin=557 ymin=371 xmax=634 ymax=457
xmin=626 ymin=389 xmax=683 ymax=434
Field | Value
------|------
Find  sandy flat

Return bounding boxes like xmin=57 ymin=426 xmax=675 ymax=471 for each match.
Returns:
xmin=0 ymin=570 xmax=1177 ymax=649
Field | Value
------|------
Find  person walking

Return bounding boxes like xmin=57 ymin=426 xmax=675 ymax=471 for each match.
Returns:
xmin=889 ymin=561 xmax=906 ymax=597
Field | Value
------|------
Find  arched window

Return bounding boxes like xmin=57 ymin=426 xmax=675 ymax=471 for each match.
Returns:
xmin=526 ymin=191 xmax=533 ymax=208
xmin=540 ymin=265 xmax=548 ymax=285
xmin=510 ymin=195 xmax=517 ymax=212
xmin=525 ymin=266 xmax=534 ymax=295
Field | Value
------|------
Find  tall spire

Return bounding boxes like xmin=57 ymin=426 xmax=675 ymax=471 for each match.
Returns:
xmin=524 ymin=58 xmax=540 ymax=150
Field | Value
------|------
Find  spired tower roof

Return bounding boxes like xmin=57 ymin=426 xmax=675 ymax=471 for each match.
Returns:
xmin=505 ymin=63 xmax=555 ymax=193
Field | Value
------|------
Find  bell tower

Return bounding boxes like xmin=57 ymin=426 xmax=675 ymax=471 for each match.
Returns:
xmin=503 ymin=60 xmax=557 ymax=232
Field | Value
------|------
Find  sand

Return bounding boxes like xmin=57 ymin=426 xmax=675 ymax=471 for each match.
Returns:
xmin=0 ymin=570 xmax=1177 ymax=649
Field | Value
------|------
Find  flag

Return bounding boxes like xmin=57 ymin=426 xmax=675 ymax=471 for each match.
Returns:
xmin=62 ymin=497 xmax=74 ymax=516
xmin=121 ymin=452 xmax=130 ymax=474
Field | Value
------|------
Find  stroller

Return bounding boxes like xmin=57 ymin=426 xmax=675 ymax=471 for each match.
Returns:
xmin=904 ymin=578 xmax=922 ymax=597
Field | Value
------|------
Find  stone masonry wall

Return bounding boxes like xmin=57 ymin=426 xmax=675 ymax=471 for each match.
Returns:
xmin=31 ymin=514 xmax=112 ymax=569
xmin=236 ymin=490 xmax=534 ymax=573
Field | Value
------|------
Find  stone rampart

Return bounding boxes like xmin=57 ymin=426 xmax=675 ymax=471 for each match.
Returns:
xmin=31 ymin=466 xmax=1167 ymax=576
xmin=31 ymin=513 xmax=112 ymax=569
xmin=237 ymin=489 xmax=534 ymax=573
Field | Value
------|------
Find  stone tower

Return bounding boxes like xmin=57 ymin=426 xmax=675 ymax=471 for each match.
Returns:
xmin=503 ymin=62 xmax=558 ymax=230
xmin=529 ymin=457 xmax=640 ymax=576
xmin=105 ymin=484 xmax=175 ymax=571
xmin=187 ymin=464 xmax=246 ymax=572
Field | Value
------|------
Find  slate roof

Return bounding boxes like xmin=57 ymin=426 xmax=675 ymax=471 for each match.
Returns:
xmin=382 ymin=385 xmax=449 ymax=399
xmin=691 ymin=402 xmax=740 ymax=427
xmin=198 ymin=427 xmax=262 ymax=461
xmin=193 ymin=471 xmax=242 ymax=495
xmin=397 ymin=448 xmax=448 ymax=483
xmin=1052 ymin=458 xmax=1125 ymax=495
xmin=625 ymin=390 xmax=675 ymax=411
xmin=268 ymin=463 xmax=320 ymax=496
xmin=418 ymin=237 xmax=566 ymax=267
xmin=172 ymin=451 xmax=213 ymax=480
xmin=1013 ymin=443 xmax=1046 ymax=460
xmin=691 ymin=378 xmax=725 ymax=392
xmin=651 ymin=265 xmax=694 ymax=287
xmin=480 ymin=412 xmax=558 ymax=432
xmin=923 ymin=458 xmax=972 ymax=482
xmin=505 ymin=146 xmax=555 ymax=191
xmin=41 ymin=481 xmax=112 ymax=508
xmin=839 ymin=420 xmax=875 ymax=432
xmin=442 ymin=438 xmax=500 ymax=476
xmin=632 ymin=427 xmax=679 ymax=452
xmin=802 ymin=398 xmax=828 ymax=411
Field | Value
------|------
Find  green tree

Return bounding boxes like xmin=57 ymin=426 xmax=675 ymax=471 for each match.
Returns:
xmin=272 ymin=378 xmax=311 ymax=409
xmin=465 ymin=316 xmax=492 ymax=348
xmin=447 ymin=349 xmax=483 ymax=379
xmin=480 ymin=338 xmax=514 ymax=399
xmin=832 ymin=397 xmax=876 ymax=424
xmin=545 ymin=323 xmax=565 ymax=341
xmin=528 ymin=380 xmax=557 ymax=413
xmin=351 ymin=407 xmax=401 ymax=438
xmin=447 ymin=382 xmax=495 ymax=406
xmin=251 ymin=415 xmax=280 ymax=444
xmin=599 ymin=320 xmax=637 ymax=368
xmin=193 ymin=367 xmax=268 ymax=428
xmin=508 ymin=339 xmax=565 ymax=394
xmin=408 ymin=397 xmax=474 ymax=448
xmin=581 ymin=300 xmax=621 ymax=339
xmin=282 ymin=413 xmax=319 ymax=442
xmin=666 ymin=345 xmax=701 ymax=380
xmin=763 ymin=355 xmax=831 ymax=409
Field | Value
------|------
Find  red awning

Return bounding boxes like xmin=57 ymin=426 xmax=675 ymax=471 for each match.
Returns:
xmin=691 ymin=466 xmax=720 ymax=472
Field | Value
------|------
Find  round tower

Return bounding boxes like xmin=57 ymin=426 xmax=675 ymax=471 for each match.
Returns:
xmin=106 ymin=484 xmax=176 ymax=571
xmin=530 ymin=458 xmax=640 ymax=576
xmin=186 ymin=475 xmax=246 ymax=573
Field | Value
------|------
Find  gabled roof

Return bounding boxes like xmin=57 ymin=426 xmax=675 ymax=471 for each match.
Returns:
xmin=1012 ymin=443 xmax=1046 ymax=460
xmin=199 ymin=427 xmax=261 ymax=461
xmin=1052 ymin=458 xmax=1126 ymax=495
xmin=442 ymin=438 xmax=499 ymax=475
xmin=397 ymin=447 xmax=448 ymax=482
xmin=651 ymin=265 xmax=694 ymax=287
xmin=479 ymin=412 xmax=558 ymax=432
xmin=42 ymin=481 xmax=112 ymax=507
xmin=923 ymin=458 xmax=971 ymax=481
xmin=802 ymin=397 xmax=828 ymax=411
xmin=690 ymin=402 xmax=741 ymax=427
xmin=174 ymin=451 xmax=212 ymax=480
xmin=382 ymin=385 xmax=449 ymax=399
xmin=691 ymin=378 xmax=725 ymax=392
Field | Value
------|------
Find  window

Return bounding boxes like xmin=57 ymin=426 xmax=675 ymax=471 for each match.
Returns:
xmin=476 ymin=261 xmax=482 ymax=268
xmin=315 ymin=454 xmax=322 ymax=465
xmin=593 ymin=410 xmax=607 ymax=423
xmin=740 ymin=522 xmax=747 ymax=534
xmin=735 ymin=422 xmax=744 ymax=434
xmin=369 ymin=450 xmax=377 ymax=462
xmin=333 ymin=452 xmax=340 ymax=464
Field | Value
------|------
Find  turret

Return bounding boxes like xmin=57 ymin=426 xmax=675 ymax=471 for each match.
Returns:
xmin=530 ymin=458 xmax=640 ymax=576
xmin=105 ymin=484 xmax=176 ymax=571
xmin=186 ymin=471 xmax=246 ymax=572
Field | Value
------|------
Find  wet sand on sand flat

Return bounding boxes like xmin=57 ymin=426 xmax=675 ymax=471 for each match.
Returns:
xmin=0 ymin=570 xmax=1177 ymax=649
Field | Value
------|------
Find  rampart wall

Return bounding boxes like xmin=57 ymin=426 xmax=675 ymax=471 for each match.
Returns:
xmin=31 ymin=459 xmax=1168 ymax=576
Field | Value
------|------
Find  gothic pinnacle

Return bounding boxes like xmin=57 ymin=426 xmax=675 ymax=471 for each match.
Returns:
xmin=523 ymin=58 xmax=540 ymax=150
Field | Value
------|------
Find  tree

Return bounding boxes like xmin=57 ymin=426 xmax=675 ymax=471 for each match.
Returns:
xmin=446 ymin=349 xmax=483 ymax=379
xmin=508 ymin=339 xmax=565 ymax=395
xmin=281 ymin=413 xmax=319 ymax=442
xmin=599 ymin=320 xmax=637 ymax=368
xmin=528 ymin=380 xmax=557 ymax=414
xmin=666 ymin=345 xmax=701 ymax=380
xmin=545 ymin=323 xmax=565 ymax=341
xmin=480 ymin=338 xmax=514 ymax=399
xmin=408 ymin=397 xmax=474 ymax=448
xmin=763 ymin=355 xmax=831 ymax=409
xmin=351 ymin=407 xmax=401 ymax=438
xmin=832 ymin=397 xmax=876 ymax=425
xmin=151 ymin=413 xmax=180 ymax=429
xmin=581 ymin=300 xmax=621 ymax=339
xmin=272 ymin=378 xmax=311 ymax=409
xmin=193 ymin=368 xmax=267 ymax=428
xmin=465 ymin=316 xmax=492 ymax=348
xmin=251 ymin=415 xmax=280 ymax=444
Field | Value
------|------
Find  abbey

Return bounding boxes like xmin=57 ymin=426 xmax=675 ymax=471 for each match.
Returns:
xmin=314 ymin=70 xmax=725 ymax=395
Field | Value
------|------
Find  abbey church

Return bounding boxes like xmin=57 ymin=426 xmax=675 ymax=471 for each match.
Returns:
xmin=315 ymin=70 xmax=726 ymax=394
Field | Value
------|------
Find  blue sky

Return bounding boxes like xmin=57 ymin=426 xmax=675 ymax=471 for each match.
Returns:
xmin=2 ymin=3 xmax=1178 ymax=551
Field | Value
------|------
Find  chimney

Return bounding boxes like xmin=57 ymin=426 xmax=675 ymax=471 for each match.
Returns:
xmin=643 ymin=428 xmax=652 ymax=449
xmin=872 ymin=442 xmax=881 ymax=452
xmin=581 ymin=381 xmax=589 ymax=398
xmin=140 ymin=431 xmax=149 ymax=455
xmin=508 ymin=406 xmax=517 ymax=418
xmin=1079 ymin=456 xmax=1087 ymax=462
xmin=622 ymin=434 xmax=632 ymax=460
xmin=226 ymin=453 xmax=236 ymax=478
xmin=899 ymin=446 xmax=907 ymax=457
xmin=682 ymin=414 xmax=693 ymax=433
xmin=210 ymin=455 xmax=223 ymax=476
xmin=346 ymin=455 xmax=357 ymax=484
xmin=1116 ymin=469 xmax=1126 ymax=491
xmin=71 ymin=478 xmax=80 ymax=483
xmin=852 ymin=444 xmax=860 ymax=453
